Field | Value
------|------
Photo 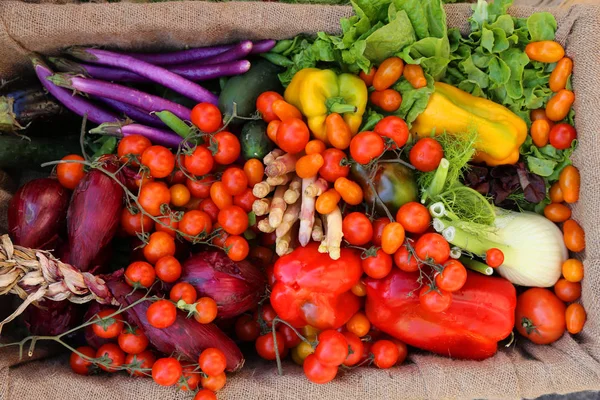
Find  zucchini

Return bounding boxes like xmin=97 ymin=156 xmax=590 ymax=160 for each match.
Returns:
xmin=240 ymin=120 xmax=273 ymax=160
xmin=0 ymin=135 xmax=81 ymax=170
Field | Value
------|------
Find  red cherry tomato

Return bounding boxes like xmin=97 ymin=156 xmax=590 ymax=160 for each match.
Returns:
xmin=191 ymin=103 xmax=222 ymax=133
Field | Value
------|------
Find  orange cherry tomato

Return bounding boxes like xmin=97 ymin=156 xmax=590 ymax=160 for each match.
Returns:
xmin=531 ymin=119 xmax=550 ymax=147
xmin=139 ymin=182 xmax=171 ymax=216
xmin=143 ymin=232 xmax=176 ymax=264
xmin=351 ymin=281 xmax=367 ymax=297
xmin=543 ymin=203 xmax=571 ymax=223
xmin=256 ymin=91 xmax=284 ymax=123
xmin=243 ymin=159 xmax=264 ymax=187
xmin=554 ymin=278 xmax=581 ymax=302
xmin=305 ymin=139 xmax=327 ymax=155
xmin=296 ymin=154 xmax=325 ymax=179
xmin=525 ymin=41 xmax=565 ymax=63
xmin=271 ymin=99 xmax=302 ymax=121
xmin=370 ymin=89 xmax=402 ymax=112
xmin=315 ymin=189 xmax=341 ymax=215
xmin=346 ymin=312 xmax=370 ymax=337
xmin=170 ymin=184 xmax=191 ymax=207
xmin=563 ymin=219 xmax=585 ymax=252
xmin=373 ymin=57 xmax=404 ymax=91
xmin=565 ymin=303 xmax=586 ymax=334
xmin=381 ymin=222 xmax=405 ymax=255
xmin=359 ymin=67 xmax=376 ymax=87
xmin=531 ymin=108 xmax=553 ymax=124
xmin=562 ymin=259 xmax=583 ymax=283
xmin=210 ymin=182 xmax=233 ymax=210
xmin=549 ymin=57 xmax=573 ymax=92
xmin=57 ymin=154 xmax=86 ymax=190
xmin=333 ymin=177 xmax=363 ymax=205
xmin=545 ymin=89 xmax=575 ymax=122
xmin=559 ymin=165 xmax=580 ymax=203
xmin=549 ymin=182 xmax=564 ymax=203
xmin=325 ymin=113 xmax=352 ymax=150
xmin=403 ymin=64 xmax=427 ymax=89
xmin=266 ymin=120 xmax=281 ymax=145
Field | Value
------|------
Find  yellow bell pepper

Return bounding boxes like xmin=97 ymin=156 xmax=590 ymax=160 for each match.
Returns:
xmin=411 ymin=82 xmax=527 ymax=166
xmin=284 ymin=68 xmax=368 ymax=142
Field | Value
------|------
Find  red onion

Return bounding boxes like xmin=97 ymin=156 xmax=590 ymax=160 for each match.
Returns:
xmin=181 ymin=251 xmax=266 ymax=319
xmin=23 ymin=299 xmax=80 ymax=336
xmin=8 ymin=178 xmax=69 ymax=249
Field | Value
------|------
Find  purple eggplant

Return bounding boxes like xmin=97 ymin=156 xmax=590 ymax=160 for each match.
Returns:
xmin=169 ymin=60 xmax=251 ymax=81
xmin=89 ymin=122 xmax=181 ymax=148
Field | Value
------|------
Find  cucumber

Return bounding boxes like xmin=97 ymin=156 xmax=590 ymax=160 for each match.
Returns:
xmin=218 ymin=58 xmax=283 ymax=121
xmin=0 ymin=134 xmax=81 ymax=170
xmin=240 ymin=120 xmax=273 ymax=160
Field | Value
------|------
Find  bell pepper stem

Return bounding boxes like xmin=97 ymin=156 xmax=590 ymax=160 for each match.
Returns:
xmin=325 ymin=97 xmax=357 ymax=115
xmin=460 ymin=256 xmax=493 ymax=276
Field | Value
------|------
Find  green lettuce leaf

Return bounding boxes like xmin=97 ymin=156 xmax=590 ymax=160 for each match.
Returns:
xmin=527 ymin=12 xmax=557 ymax=41
xmin=363 ymin=9 xmax=416 ymax=64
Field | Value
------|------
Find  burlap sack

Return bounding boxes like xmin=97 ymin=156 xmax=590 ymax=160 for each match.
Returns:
xmin=0 ymin=1 xmax=599 ymax=399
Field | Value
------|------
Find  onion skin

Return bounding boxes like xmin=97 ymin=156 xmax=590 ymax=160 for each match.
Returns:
xmin=181 ymin=251 xmax=266 ymax=319
xmin=67 ymin=158 xmax=123 ymax=272
xmin=23 ymin=299 xmax=80 ymax=336
xmin=8 ymin=178 xmax=69 ymax=249
xmin=107 ymin=279 xmax=244 ymax=372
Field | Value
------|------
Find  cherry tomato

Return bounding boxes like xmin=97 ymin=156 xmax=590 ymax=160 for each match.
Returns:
xmin=546 ymin=89 xmax=575 ymax=122
xmin=221 ymin=167 xmax=248 ymax=196
xmin=394 ymin=244 xmax=420 ymax=272
xmin=201 ymin=372 xmax=226 ymax=392
xmin=194 ymin=390 xmax=217 ymax=400
xmin=296 ymin=154 xmax=325 ymax=179
xmin=303 ymin=354 xmax=338 ymax=384
xmin=549 ymin=182 xmax=564 ymax=203
xmin=276 ymin=118 xmax=310 ymax=154
xmin=272 ymin=99 xmax=303 ymax=121
xmin=168 ymin=183 xmax=190 ymax=207
xmin=233 ymin=188 xmax=257 ymax=213
xmin=390 ymin=339 xmax=408 ymax=365
xmin=525 ymin=41 xmax=565 ymax=63
xmin=212 ymin=131 xmax=240 ymax=165
xmin=254 ymin=303 xmax=277 ymax=328
xmin=397 ymin=202 xmax=431 ymax=234
xmin=141 ymin=146 xmax=175 ymax=179
xmin=565 ymin=303 xmax=586 ymax=334
xmin=235 ymin=314 xmax=260 ymax=342
xmin=419 ymin=286 xmax=452 ymax=313
xmin=217 ymin=205 xmax=249 ymax=235
xmin=96 ymin=343 xmax=125 ymax=373
xmin=346 ymin=312 xmax=370 ymax=337
xmin=562 ymin=259 xmax=584 ymax=283
xmin=350 ymin=131 xmax=385 ymax=165
xmin=155 ymin=216 xmax=178 ymax=237
xmin=325 ymin=113 xmax=352 ymax=150
xmin=117 ymin=134 xmax=152 ymax=165
xmin=194 ymin=297 xmax=218 ymax=324
xmin=199 ymin=198 xmax=220 ymax=223
xmin=121 ymin=208 xmax=154 ymax=237
xmin=278 ymin=324 xmax=302 ymax=348
xmin=362 ymin=249 xmax=393 ymax=279
xmin=549 ymin=123 xmax=577 ymax=150
xmin=415 ymin=233 xmax=450 ymax=264
xmin=549 ymin=57 xmax=573 ymax=92
xmin=243 ymin=158 xmax=264 ymax=187
xmin=180 ymin=210 xmax=213 ymax=238
xmin=155 ymin=256 xmax=182 ymax=283
xmin=563 ymin=219 xmax=585 ymax=252
xmin=198 ymin=348 xmax=227 ymax=377
xmin=373 ymin=57 xmax=404 ymax=91
xmin=374 ymin=116 xmax=409 ymax=149
xmin=334 ymin=177 xmax=363 ymax=205
xmin=92 ymin=309 xmax=124 ymax=339
xmin=359 ymin=67 xmax=376 ymax=87
xmin=371 ymin=217 xmax=390 ymax=247
xmin=559 ymin=165 xmax=580 ymax=203
xmin=70 ymin=346 xmax=96 ymax=375
xmin=531 ymin=108 xmax=553 ymax=125
xmin=296 ymin=341 xmax=316 ymax=362
xmin=314 ymin=330 xmax=348 ymax=367
xmin=316 ymin=188 xmax=341 ymax=215
xmin=185 ymin=146 xmax=214 ymax=177
xmin=381 ymin=222 xmax=405 ymax=255
xmin=403 ymin=64 xmax=427 ymax=89
xmin=125 ymin=350 xmax=156 ymax=377
xmin=351 ymin=281 xmax=367 ymax=297
xmin=554 ymin=278 xmax=581 ymax=302
xmin=435 ymin=259 xmax=467 ymax=292
xmin=341 ymin=332 xmax=364 ymax=367
xmin=410 ymin=138 xmax=444 ymax=172
xmin=180 ymin=363 xmax=201 ymax=391
xmin=515 ymin=288 xmax=566 ymax=345
xmin=319 ymin=149 xmax=350 ymax=183
xmin=146 ymin=299 xmax=177 ymax=329
xmin=267 ymin=120 xmax=281 ymax=144
xmin=342 ymin=212 xmax=373 ymax=245
xmin=170 ymin=282 xmax=198 ymax=304
xmin=211 ymin=223 xmax=230 ymax=248
xmin=544 ymin=203 xmax=572 ymax=223
xmin=531 ymin=119 xmax=550 ymax=147
xmin=210 ymin=181 xmax=233 ymax=210
xmin=371 ymin=339 xmax=400 ymax=369
xmin=139 ymin=182 xmax=171 ymax=216
xmin=484 ymin=248 xmax=504 ymax=268
xmin=186 ymin=176 xmax=214 ymax=199
xmin=305 ymin=139 xmax=327 ymax=155
xmin=125 ymin=261 xmax=156 ymax=288
xmin=255 ymin=332 xmax=286 ymax=361
xmin=118 ymin=327 xmax=149 ymax=355
xmin=57 ymin=154 xmax=86 ymax=190
xmin=256 ymin=91 xmax=284 ymax=123
xmin=152 ymin=357 xmax=182 ymax=386
xmin=191 ymin=103 xmax=222 ymax=133
xmin=225 ymin=235 xmax=249 ymax=261
xmin=143 ymin=232 xmax=176 ymax=264
xmin=370 ymin=89 xmax=402 ymax=112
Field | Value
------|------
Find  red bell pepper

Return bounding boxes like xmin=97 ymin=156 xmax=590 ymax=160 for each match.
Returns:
xmin=270 ymin=242 xmax=362 ymax=330
xmin=365 ymin=269 xmax=516 ymax=360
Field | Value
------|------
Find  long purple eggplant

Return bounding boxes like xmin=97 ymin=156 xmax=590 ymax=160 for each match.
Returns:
xmin=90 ymin=122 xmax=181 ymax=148
xmin=251 ymin=39 xmax=276 ymax=54
xmin=65 ymin=48 xmax=218 ymax=105
xmin=130 ymin=44 xmax=234 ymax=66
xmin=95 ymin=97 xmax=164 ymax=127
xmin=199 ymin=41 xmax=253 ymax=65
xmin=47 ymin=74 xmax=191 ymax=121
xmin=170 ymin=60 xmax=251 ymax=81
xmin=50 ymin=57 xmax=149 ymax=84
xmin=107 ymin=279 xmax=244 ymax=372
xmin=31 ymin=54 xmax=119 ymax=125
